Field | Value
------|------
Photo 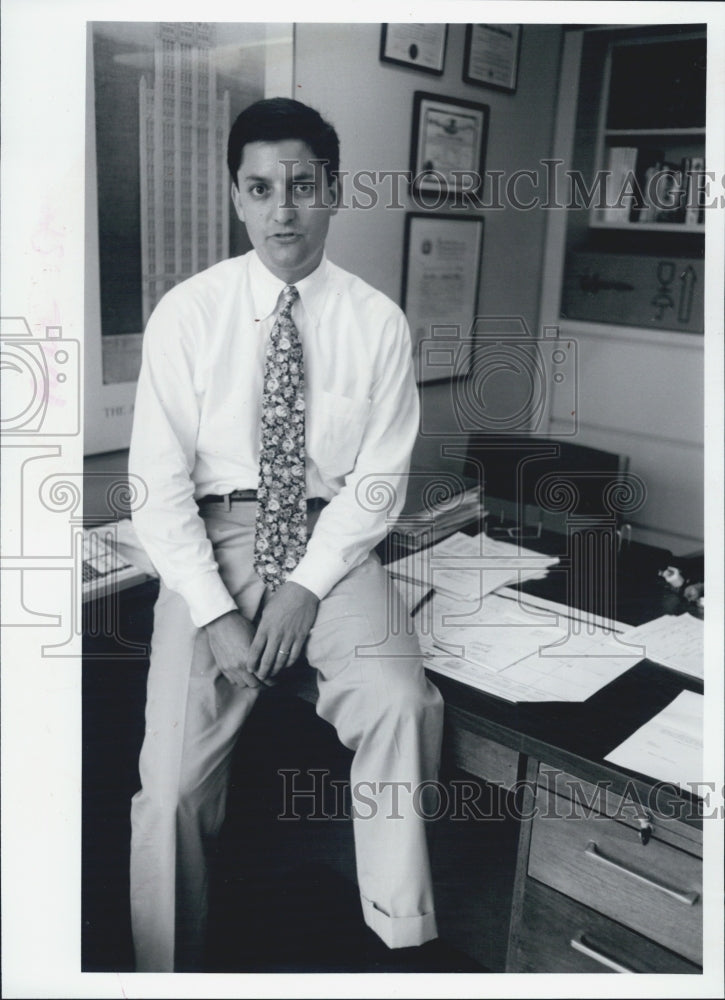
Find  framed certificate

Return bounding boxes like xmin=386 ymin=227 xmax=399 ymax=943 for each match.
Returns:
xmin=463 ymin=24 xmax=522 ymax=93
xmin=410 ymin=91 xmax=489 ymax=198
xmin=401 ymin=213 xmax=485 ymax=383
xmin=380 ymin=23 xmax=447 ymax=75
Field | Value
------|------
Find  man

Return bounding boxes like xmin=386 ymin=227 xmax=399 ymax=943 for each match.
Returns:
xmin=128 ymin=97 xmax=444 ymax=972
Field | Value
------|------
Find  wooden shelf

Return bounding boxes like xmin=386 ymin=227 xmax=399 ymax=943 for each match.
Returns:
xmin=589 ymin=33 xmax=707 ymax=248
xmin=604 ymin=128 xmax=705 ymax=139
xmin=590 ymin=220 xmax=705 ymax=234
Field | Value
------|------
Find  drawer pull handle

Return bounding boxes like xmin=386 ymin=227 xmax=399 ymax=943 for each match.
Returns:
xmin=585 ymin=841 xmax=699 ymax=905
xmin=570 ymin=935 xmax=635 ymax=973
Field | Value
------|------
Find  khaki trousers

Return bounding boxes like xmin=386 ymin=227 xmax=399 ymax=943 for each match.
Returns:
xmin=129 ymin=503 xmax=444 ymax=971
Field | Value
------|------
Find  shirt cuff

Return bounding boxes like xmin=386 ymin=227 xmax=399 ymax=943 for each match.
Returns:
xmin=286 ymin=549 xmax=355 ymax=602
xmin=176 ymin=569 xmax=238 ymax=628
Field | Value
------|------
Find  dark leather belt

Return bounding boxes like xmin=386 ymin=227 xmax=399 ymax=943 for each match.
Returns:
xmin=198 ymin=490 xmax=258 ymax=505
xmin=198 ymin=490 xmax=328 ymax=513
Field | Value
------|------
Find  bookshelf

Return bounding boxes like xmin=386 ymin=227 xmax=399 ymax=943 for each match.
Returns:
xmin=555 ymin=25 xmax=706 ymax=336
xmin=537 ymin=24 xmax=705 ymax=553
xmin=590 ymin=33 xmax=706 ymax=233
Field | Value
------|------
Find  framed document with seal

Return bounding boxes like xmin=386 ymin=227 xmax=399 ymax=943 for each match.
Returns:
xmin=401 ymin=213 xmax=484 ymax=383
xmin=380 ymin=23 xmax=447 ymax=75
xmin=463 ymin=24 xmax=522 ymax=93
xmin=410 ymin=91 xmax=489 ymax=198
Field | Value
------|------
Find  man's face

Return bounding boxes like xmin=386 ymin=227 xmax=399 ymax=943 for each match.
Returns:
xmin=231 ymin=139 xmax=337 ymax=284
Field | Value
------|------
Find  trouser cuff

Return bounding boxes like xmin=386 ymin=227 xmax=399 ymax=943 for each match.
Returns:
xmin=360 ymin=894 xmax=438 ymax=949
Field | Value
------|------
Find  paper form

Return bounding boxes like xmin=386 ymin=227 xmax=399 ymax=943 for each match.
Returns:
xmin=422 ymin=654 xmax=546 ymax=703
xmin=391 ymin=534 xmax=642 ymax=702
xmin=619 ymin=614 xmax=704 ymax=681
xmin=495 ymin=587 xmax=633 ymax=636
xmin=424 ymin=644 xmax=640 ymax=703
xmin=604 ymin=690 xmax=704 ymax=788
xmin=419 ymin=591 xmax=641 ymax=701
xmin=500 ymin=639 xmax=640 ymax=701
xmin=419 ymin=591 xmax=569 ymax=672
xmin=431 ymin=531 xmax=560 ymax=569
xmin=386 ymin=531 xmax=559 ymax=601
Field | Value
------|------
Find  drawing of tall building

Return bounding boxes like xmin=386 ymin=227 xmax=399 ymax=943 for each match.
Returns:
xmin=139 ymin=22 xmax=230 ymax=323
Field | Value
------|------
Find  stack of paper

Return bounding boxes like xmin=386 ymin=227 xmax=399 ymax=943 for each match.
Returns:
xmin=386 ymin=532 xmax=649 ymax=704
xmin=413 ymin=590 xmax=640 ymax=703
xmin=392 ymin=486 xmax=484 ymax=550
xmin=419 ymin=590 xmax=569 ymax=672
xmin=386 ymin=531 xmax=559 ymax=601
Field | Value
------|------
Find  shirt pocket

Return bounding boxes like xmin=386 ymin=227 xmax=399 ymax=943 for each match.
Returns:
xmin=308 ymin=390 xmax=371 ymax=479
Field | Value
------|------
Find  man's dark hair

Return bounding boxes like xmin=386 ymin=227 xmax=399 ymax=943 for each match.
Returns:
xmin=227 ymin=97 xmax=340 ymax=188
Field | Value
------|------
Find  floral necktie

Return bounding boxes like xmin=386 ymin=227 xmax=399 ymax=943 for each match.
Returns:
xmin=254 ymin=285 xmax=307 ymax=590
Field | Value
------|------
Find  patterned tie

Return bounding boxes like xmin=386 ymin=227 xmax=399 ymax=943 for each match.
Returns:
xmin=254 ymin=285 xmax=307 ymax=590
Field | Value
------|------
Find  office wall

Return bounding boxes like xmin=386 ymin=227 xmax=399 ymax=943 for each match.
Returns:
xmin=86 ymin=24 xmax=565 ymax=502
xmin=294 ymin=23 xmax=564 ymax=437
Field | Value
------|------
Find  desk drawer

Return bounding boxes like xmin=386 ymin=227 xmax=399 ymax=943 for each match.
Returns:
xmin=446 ymin=726 xmax=519 ymax=789
xmin=510 ymin=878 xmax=699 ymax=973
xmin=528 ymin=794 xmax=702 ymax=963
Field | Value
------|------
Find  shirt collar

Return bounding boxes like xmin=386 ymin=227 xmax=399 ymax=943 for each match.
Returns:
xmin=248 ymin=250 xmax=329 ymax=327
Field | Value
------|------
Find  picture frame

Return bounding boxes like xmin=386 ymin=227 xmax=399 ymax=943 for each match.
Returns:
xmin=463 ymin=24 xmax=522 ymax=93
xmin=401 ymin=213 xmax=484 ymax=384
xmin=409 ymin=91 xmax=489 ymax=198
xmin=379 ymin=23 xmax=447 ymax=76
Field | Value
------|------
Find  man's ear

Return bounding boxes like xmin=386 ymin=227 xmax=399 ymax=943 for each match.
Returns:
xmin=231 ymin=182 xmax=244 ymax=222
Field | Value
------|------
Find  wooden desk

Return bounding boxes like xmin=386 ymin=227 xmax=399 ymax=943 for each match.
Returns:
xmin=432 ymin=534 xmax=704 ymax=973
xmin=83 ymin=532 xmax=705 ymax=973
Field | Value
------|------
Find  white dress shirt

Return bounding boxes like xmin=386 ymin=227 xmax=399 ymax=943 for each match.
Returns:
xmin=129 ymin=250 xmax=420 ymax=628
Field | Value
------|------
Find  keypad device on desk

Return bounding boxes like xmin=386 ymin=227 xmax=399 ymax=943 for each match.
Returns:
xmin=82 ymin=528 xmax=150 ymax=602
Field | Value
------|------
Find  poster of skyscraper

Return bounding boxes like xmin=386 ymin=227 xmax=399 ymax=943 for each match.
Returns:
xmin=88 ymin=22 xmax=293 ymax=389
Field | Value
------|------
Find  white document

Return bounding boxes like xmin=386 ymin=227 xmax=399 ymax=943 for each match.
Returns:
xmin=386 ymin=531 xmax=559 ymax=601
xmin=418 ymin=591 xmax=568 ymax=672
xmin=419 ymin=591 xmax=641 ymax=701
xmin=425 ymin=645 xmax=640 ymax=703
xmin=495 ymin=587 xmax=632 ymax=635
xmin=620 ymin=614 xmax=704 ymax=681
xmin=604 ymin=690 xmax=704 ymax=788
xmin=423 ymin=654 xmax=545 ymax=703
xmin=501 ymin=639 xmax=640 ymax=701
xmin=397 ymin=537 xmax=640 ymax=702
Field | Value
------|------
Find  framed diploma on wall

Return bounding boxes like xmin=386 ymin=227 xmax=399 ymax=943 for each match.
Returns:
xmin=463 ymin=24 xmax=522 ymax=93
xmin=401 ymin=213 xmax=484 ymax=384
xmin=379 ymin=23 xmax=447 ymax=75
xmin=410 ymin=91 xmax=489 ymax=198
